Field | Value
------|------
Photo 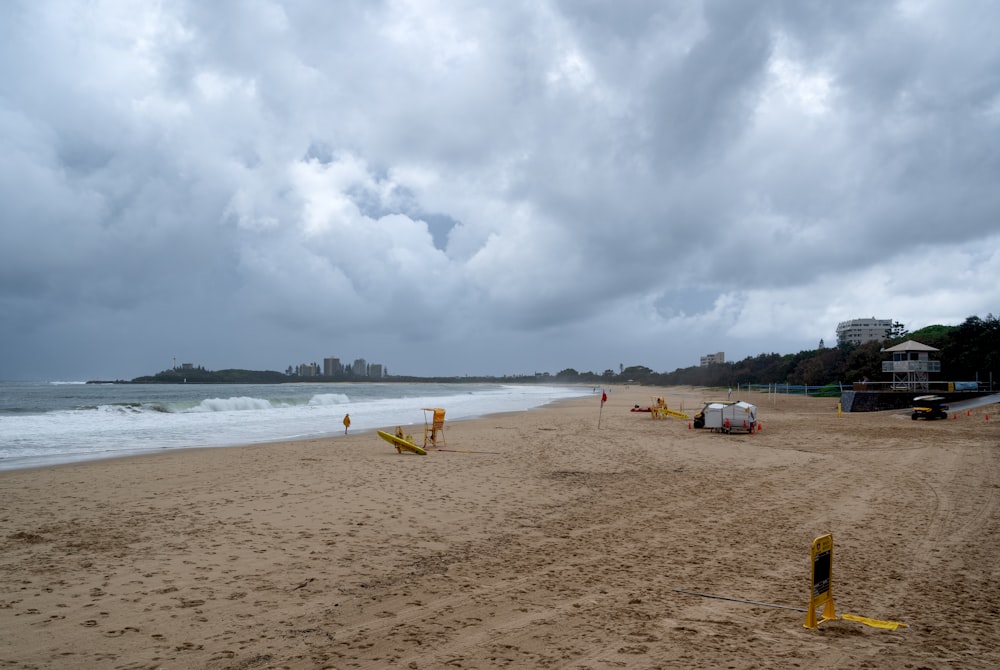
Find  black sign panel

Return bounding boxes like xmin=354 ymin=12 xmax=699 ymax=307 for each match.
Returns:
xmin=812 ymin=549 xmax=831 ymax=597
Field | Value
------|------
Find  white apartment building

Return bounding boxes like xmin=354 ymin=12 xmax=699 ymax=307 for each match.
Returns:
xmin=700 ymin=352 xmax=725 ymax=367
xmin=836 ymin=318 xmax=893 ymax=346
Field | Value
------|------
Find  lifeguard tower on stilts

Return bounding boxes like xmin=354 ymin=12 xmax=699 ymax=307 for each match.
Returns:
xmin=881 ymin=340 xmax=940 ymax=391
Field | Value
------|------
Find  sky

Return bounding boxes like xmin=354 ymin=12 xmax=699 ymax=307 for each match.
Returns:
xmin=2 ymin=1 xmax=999 ymax=381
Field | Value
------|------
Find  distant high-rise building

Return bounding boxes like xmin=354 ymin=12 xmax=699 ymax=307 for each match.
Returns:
xmin=323 ymin=357 xmax=342 ymax=376
xmin=352 ymin=358 xmax=367 ymax=376
xmin=836 ymin=318 xmax=893 ymax=346
xmin=369 ymin=363 xmax=384 ymax=378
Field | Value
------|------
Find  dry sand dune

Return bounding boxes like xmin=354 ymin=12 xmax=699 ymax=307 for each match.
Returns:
xmin=2 ymin=386 xmax=999 ymax=669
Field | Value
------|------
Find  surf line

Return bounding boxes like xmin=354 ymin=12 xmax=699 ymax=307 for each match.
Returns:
xmin=673 ymin=589 xmax=808 ymax=612
xmin=435 ymin=448 xmax=502 ymax=454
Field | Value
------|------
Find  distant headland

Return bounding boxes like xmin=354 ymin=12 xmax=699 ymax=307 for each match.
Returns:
xmin=87 ymin=368 xmax=559 ymax=385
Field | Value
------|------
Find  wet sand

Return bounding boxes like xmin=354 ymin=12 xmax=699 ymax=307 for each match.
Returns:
xmin=2 ymin=386 xmax=998 ymax=669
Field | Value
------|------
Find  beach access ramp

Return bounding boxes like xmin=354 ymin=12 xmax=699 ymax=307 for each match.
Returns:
xmin=946 ymin=393 xmax=1000 ymax=412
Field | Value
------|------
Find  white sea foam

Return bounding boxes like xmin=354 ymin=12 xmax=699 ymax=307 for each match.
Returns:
xmin=0 ymin=383 xmax=592 ymax=470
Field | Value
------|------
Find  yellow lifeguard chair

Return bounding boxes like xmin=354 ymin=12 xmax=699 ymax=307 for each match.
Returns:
xmin=422 ymin=408 xmax=446 ymax=448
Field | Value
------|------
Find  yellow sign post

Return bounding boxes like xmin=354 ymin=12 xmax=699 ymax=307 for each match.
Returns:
xmin=804 ymin=533 xmax=838 ymax=629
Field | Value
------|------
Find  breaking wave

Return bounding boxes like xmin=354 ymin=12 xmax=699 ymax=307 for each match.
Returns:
xmin=189 ymin=396 xmax=277 ymax=412
xmin=307 ymin=393 xmax=350 ymax=406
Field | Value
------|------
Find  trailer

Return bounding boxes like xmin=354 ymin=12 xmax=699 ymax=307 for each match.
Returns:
xmin=697 ymin=400 xmax=757 ymax=434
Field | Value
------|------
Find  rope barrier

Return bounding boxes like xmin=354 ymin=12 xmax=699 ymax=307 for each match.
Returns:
xmin=673 ymin=589 xmax=807 ymax=612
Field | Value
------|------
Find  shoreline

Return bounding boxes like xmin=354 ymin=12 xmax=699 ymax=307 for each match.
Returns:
xmin=0 ymin=383 xmax=597 ymax=474
xmin=0 ymin=393 xmax=593 ymax=475
xmin=2 ymin=386 xmax=998 ymax=668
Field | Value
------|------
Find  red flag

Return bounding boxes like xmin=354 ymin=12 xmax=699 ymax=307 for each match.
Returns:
xmin=601 ymin=391 xmax=607 ymax=405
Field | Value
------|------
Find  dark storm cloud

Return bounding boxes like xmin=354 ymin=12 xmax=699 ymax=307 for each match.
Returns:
xmin=1 ymin=0 xmax=998 ymax=380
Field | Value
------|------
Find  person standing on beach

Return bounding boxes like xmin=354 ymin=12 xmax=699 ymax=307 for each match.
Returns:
xmin=343 ymin=413 xmax=351 ymax=435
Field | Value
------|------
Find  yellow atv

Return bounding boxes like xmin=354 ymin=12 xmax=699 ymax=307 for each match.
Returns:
xmin=911 ymin=395 xmax=949 ymax=420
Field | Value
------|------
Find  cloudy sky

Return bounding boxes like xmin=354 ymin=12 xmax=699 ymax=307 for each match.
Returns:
xmin=2 ymin=1 xmax=999 ymax=381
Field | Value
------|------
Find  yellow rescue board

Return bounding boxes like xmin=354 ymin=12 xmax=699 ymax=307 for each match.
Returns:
xmin=651 ymin=407 xmax=690 ymax=420
xmin=377 ymin=430 xmax=427 ymax=455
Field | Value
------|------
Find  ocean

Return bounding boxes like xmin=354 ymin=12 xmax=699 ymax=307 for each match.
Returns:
xmin=0 ymin=381 xmax=593 ymax=471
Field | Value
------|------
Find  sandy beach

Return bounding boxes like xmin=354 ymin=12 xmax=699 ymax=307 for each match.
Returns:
xmin=2 ymin=386 xmax=998 ymax=669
